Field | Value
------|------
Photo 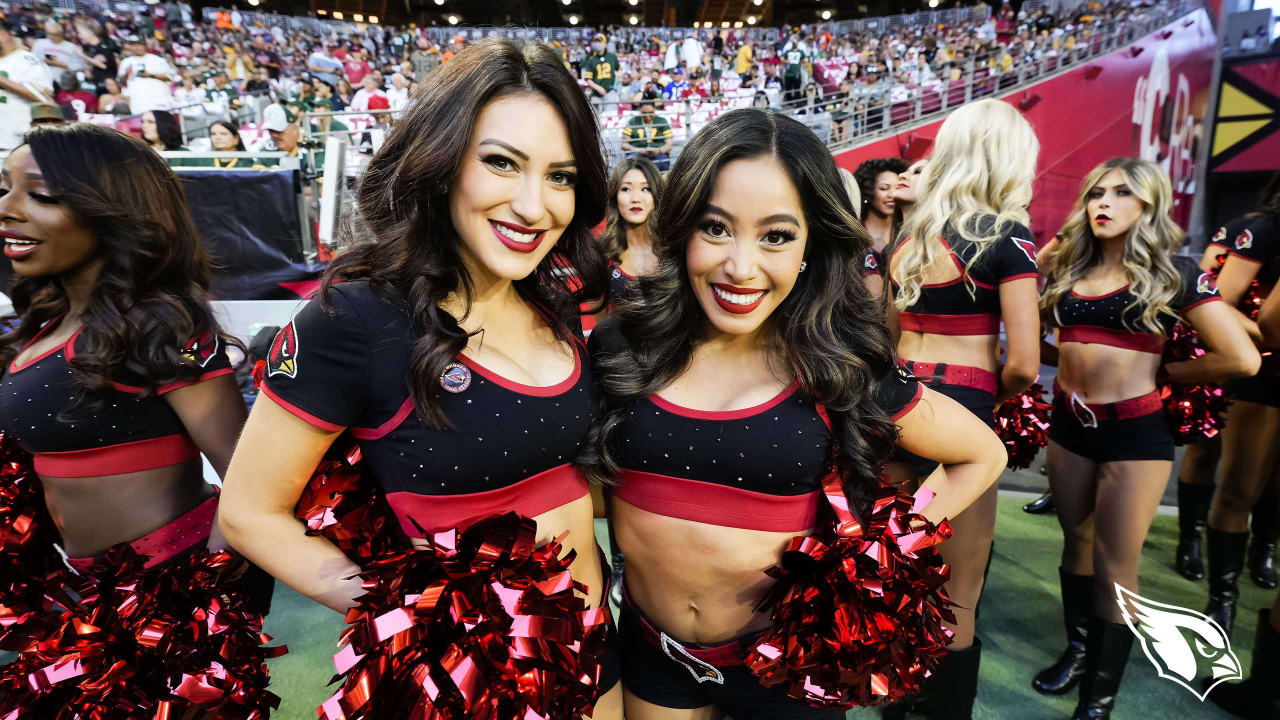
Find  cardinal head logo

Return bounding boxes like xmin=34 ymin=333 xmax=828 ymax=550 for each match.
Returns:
xmin=1196 ymin=272 xmax=1215 ymax=296
xmin=180 ymin=330 xmax=219 ymax=368
xmin=1115 ymin=583 xmax=1241 ymax=701
xmin=1011 ymin=236 xmax=1037 ymax=264
xmin=1235 ymin=229 xmax=1254 ymax=250
xmin=267 ymin=322 xmax=299 ymax=379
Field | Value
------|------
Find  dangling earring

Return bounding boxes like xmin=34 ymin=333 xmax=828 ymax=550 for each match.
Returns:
xmin=799 ymin=261 xmax=808 ymax=273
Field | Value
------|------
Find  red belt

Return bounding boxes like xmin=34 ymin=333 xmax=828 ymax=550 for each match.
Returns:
xmin=903 ymin=360 xmax=999 ymax=395
xmin=1053 ymin=381 xmax=1163 ymax=427
xmin=66 ymin=496 xmax=217 ymax=573
xmin=623 ymin=585 xmax=759 ymax=670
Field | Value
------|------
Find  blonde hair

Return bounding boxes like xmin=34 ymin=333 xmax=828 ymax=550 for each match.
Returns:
xmin=894 ymin=99 xmax=1039 ymax=311
xmin=1041 ymin=157 xmax=1184 ymax=335
xmin=839 ymin=167 xmax=862 ymax=217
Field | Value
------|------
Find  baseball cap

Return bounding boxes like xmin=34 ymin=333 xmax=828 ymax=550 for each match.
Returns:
xmin=367 ymin=95 xmax=390 ymax=111
xmin=30 ymin=103 xmax=65 ymax=123
xmin=262 ymin=103 xmax=297 ymax=132
xmin=593 ymin=33 xmax=607 ymax=42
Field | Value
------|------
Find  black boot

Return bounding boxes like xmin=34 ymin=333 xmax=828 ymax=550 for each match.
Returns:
xmin=1032 ymin=570 xmax=1092 ymax=695
xmin=1023 ymin=491 xmax=1055 ymax=515
xmin=1205 ymin=528 xmax=1249 ymax=635
xmin=1070 ymin=616 xmax=1134 ymax=719
xmin=607 ymin=519 xmax=624 ymax=607
xmin=1248 ymin=502 xmax=1278 ymax=589
xmin=1175 ymin=482 xmax=1212 ymax=581
xmin=926 ymin=637 xmax=982 ymax=720
xmin=1207 ymin=609 xmax=1280 ymax=719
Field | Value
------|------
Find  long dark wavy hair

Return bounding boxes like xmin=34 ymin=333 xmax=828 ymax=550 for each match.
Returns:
xmin=854 ymin=156 xmax=908 ymax=221
xmin=322 ymin=38 xmax=608 ymax=429
xmin=1253 ymin=168 xmax=1280 ymax=221
xmin=599 ymin=156 xmax=665 ymax=262
xmin=0 ymin=124 xmax=230 ymax=399
xmin=581 ymin=109 xmax=901 ymax=511
xmin=145 ymin=110 xmax=184 ymax=151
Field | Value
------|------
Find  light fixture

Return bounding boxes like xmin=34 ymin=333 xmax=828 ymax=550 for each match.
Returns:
xmin=369 ymin=15 xmax=378 ymax=23
xmin=247 ymin=0 xmax=258 ymax=6
xmin=435 ymin=0 xmax=445 ymax=5
xmin=821 ymin=10 xmax=832 ymax=20
xmin=752 ymin=0 xmax=763 ymax=5
xmin=628 ymin=0 xmax=638 ymax=5
xmin=354 ymin=13 xmax=363 ymax=21
xmin=317 ymin=8 xmax=327 ymax=15
xmin=929 ymin=0 xmax=939 ymax=6
xmin=747 ymin=16 xmax=756 ymax=25
xmin=332 ymin=10 xmax=343 ymax=19
xmin=561 ymin=0 xmax=570 ymax=4
xmin=734 ymin=21 xmax=743 ymax=28
xmin=569 ymin=15 xmax=579 ymax=24
xmin=629 ymin=15 xmax=638 ymax=25
xmin=721 ymin=21 xmax=729 ymax=28
xmin=692 ymin=21 xmax=700 ymax=28
xmin=448 ymin=15 xmax=459 ymax=25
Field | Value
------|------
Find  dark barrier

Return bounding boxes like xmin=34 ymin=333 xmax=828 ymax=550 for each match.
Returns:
xmin=177 ymin=168 xmax=323 ymax=300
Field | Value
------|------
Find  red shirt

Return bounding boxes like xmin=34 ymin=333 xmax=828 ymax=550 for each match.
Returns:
xmin=344 ymin=59 xmax=371 ymax=84
xmin=55 ymin=90 xmax=98 ymax=115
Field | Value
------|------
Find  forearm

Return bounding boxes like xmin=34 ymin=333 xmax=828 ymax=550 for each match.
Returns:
xmin=1165 ymin=351 xmax=1258 ymax=385
xmin=918 ymin=449 xmax=1005 ymax=525
xmin=220 ymin=509 xmax=364 ymax=613
xmin=0 ymin=78 xmax=44 ymax=102
xmin=996 ymin=363 xmax=1037 ymax=404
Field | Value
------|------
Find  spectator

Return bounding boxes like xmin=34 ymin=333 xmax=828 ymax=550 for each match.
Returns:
xmin=223 ymin=41 xmax=254 ymax=81
xmin=141 ymin=110 xmax=186 ymax=151
xmin=32 ymin=20 xmax=84 ymax=72
xmin=97 ymin=76 xmax=130 ymax=114
xmin=117 ymin=37 xmax=175 ymax=113
xmin=334 ymin=77 xmax=354 ymax=110
xmin=681 ymin=32 xmax=704 ymax=70
xmin=386 ymin=72 xmax=411 ymax=112
xmin=751 ymin=89 xmax=771 ymax=110
xmin=262 ymin=102 xmax=302 ymax=158
xmin=583 ymin=33 xmax=620 ymax=107
xmin=0 ymin=18 xmax=55 ymax=151
xmin=53 ymin=71 xmax=96 ymax=115
xmin=736 ymin=38 xmax=754 ymax=75
xmin=350 ymin=73 xmax=389 ymax=112
xmin=308 ymin=42 xmax=343 ymax=86
xmin=662 ymin=67 xmax=690 ymax=99
xmin=76 ymin=21 xmax=118 ymax=92
xmin=344 ymin=47 xmax=372 ymax=85
xmin=206 ymin=69 xmax=241 ymax=115
xmin=29 ymin=102 xmax=66 ymax=127
xmin=408 ymin=35 xmax=440 ymax=79
xmin=251 ymin=33 xmax=281 ymax=79
xmin=172 ymin=72 xmax=208 ymax=116
xmin=781 ymin=31 xmax=809 ymax=103
xmin=621 ymin=98 xmax=672 ymax=171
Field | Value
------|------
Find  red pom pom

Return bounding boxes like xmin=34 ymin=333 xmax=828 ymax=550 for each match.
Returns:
xmin=746 ymin=482 xmax=956 ymax=708
xmin=0 ymin=432 xmax=64 ymax=650
xmin=0 ymin=545 xmax=283 ymax=719
xmin=318 ymin=513 xmax=609 ymax=720
xmin=1159 ymin=322 xmax=1228 ymax=444
xmin=293 ymin=441 xmax=400 ymax=564
xmin=993 ymin=383 xmax=1051 ymax=470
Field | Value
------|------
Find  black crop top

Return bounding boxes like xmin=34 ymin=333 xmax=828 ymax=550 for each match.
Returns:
xmin=0 ymin=321 xmax=234 ymax=478
xmin=1052 ymin=255 xmax=1221 ymax=354
xmin=589 ymin=320 xmax=923 ymax=533
xmin=261 ymin=281 xmax=595 ymax=538
xmin=1221 ymin=216 xmax=1280 ymax=289
xmin=888 ymin=217 xmax=1039 ymax=335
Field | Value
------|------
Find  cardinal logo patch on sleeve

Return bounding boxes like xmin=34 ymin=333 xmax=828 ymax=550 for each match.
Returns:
xmin=1211 ymin=226 xmax=1226 ymax=244
xmin=864 ymin=253 xmax=879 ymax=271
xmin=267 ymin=323 xmax=299 ymax=379
xmin=1235 ymin=229 xmax=1253 ymax=250
xmin=180 ymin=330 xmax=219 ymax=368
xmin=1196 ymin=272 xmax=1216 ymax=296
xmin=1115 ymin=583 xmax=1242 ymax=701
xmin=1011 ymin=235 xmax=1037 ymax=264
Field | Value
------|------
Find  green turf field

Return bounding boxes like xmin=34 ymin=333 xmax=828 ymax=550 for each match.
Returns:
xmin=261 ymin=495 xmax=1273 ymax=719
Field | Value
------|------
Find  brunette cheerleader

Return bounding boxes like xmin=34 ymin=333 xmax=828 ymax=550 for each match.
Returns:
xmin=1035 ymin=158 xmax=1259 ymax=718
xmin=218 ymin=39 xmax=622 ymax=718
xmin=601 ymin=156 xmax=665 ymax=310
xmin=855 ymin=157 xmax=910 ymax=260
xmin=0 ymin=123 xmax=274 ymax=714
xmin=886 ymin=99 xmax=1042 ymax=717
xmin=839 ymin=167 xmax=885 ymax=300
xmin=586 ymin=108 xmax=1007 ymax=720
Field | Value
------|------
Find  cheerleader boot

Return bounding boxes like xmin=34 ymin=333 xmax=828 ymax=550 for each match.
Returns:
xmin=1031 ymin=570 xmax=1091 ymax=695
xmin=925 ymin=637 xmax=982 ymax=720
xmin=1070 ymin=616 xmax=1133 ymax=720
xmin=1206 ymin=610 xmax=1280 ymax=719
xmin=1174 ymin=481 xmax=1212 ymax=581
xmin=1023 ymin=490 xmax=1056 ymax=515
xmin=1247 ymin=502 xmax=1278 ymax=589
xmin=1205 ymin=528 xmax=1249 ymax=635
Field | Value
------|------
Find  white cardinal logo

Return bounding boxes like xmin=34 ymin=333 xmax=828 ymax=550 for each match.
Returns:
xmin=1115 ymin=583 xmax=1242 ymax=701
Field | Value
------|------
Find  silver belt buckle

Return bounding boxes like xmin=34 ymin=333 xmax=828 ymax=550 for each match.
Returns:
xmin=1070 ymin=392 xmax=1099 ymax=429
xmin=660 ymin=631 xmax=726 ymax=685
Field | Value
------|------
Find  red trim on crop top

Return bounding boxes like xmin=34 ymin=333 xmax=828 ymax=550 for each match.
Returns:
xmin=1057 ymin=325 xmax=1165 ymax=354
xmin=898 ymin=312 xmax=1001 ymax=335
xmin=647 ymin=381 xmax=801 ymax=421
xmin=610 ymin=259 xmax=638 ymax=279
xmin=259 ymin=383 xmax=347 ymax=432
xmin=613 ymin=469 xmax=820 ymax=532
xmin=457 ymin=348 xmax=581 ymax=397
xmin=8 ymin=321 xmax=78 ymax=373
xmin=33 ymin=433 xmax=200 ymax=478
xmin=384 ymin=462 xmax=589 ymax=537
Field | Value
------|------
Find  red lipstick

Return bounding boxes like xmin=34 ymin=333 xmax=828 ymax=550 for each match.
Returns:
xmin=710 ymin=283 xmax=768 ymax=314
xmin=489 ymin=220 xmax=547 ymax=254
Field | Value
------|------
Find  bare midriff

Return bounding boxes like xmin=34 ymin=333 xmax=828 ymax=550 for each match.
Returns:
xmin=1055 ymin=338 xmax=1161 ymax=403
xmin=897 ymin=330 xmax=1002 ymax=374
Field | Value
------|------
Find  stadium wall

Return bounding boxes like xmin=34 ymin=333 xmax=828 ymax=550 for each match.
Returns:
xmin=832 ymin=8 xmax=1218 ymax=245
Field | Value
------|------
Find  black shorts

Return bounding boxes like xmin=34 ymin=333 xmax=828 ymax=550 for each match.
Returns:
xmin=1048 ymin=393 xmax=1174 ymax=463
xmin=900 ymin=381 xmax=996 ymax=478
xmin=619 ymin=594 xmax=844 ymax=719
xmin=1223 ymin=370 xmax=1280 ymax=409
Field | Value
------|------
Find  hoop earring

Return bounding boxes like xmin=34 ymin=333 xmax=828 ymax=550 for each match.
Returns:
xmin=799 ymin=261 xmax=808 ymax=273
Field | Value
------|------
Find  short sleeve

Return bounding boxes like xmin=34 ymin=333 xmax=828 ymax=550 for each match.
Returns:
xmin=112 ymin=329 xmax=235 ymax=395
xmin=260 ymin=288 xmax=370 ymax=431
xmin=872 ymin=362 xmax=924 ymax=422
xmin=1228 ymin=217 xmax=1280 ymax=266
xmin=990 ymin=222 xmax=1040 ymax=283
xmin=1171 ymin=255 xmax=1221 ymax=313
xmin=1208 ymin=223 xmax=1232 ymax=250
xmin=860 ymin=250 xmax=882 ymax=277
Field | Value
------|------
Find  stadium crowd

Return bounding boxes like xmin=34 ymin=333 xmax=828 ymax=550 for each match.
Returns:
xmin=0 ymin=0 xmax=1155 ymax=156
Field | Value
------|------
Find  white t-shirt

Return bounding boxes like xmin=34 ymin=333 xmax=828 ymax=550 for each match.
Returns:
xmin=681 ymin=38 xmax=704 ymax=69
xmin=0 ymin=49 xmax=54 ymax=150
xmin=118 ymin=53 xmax=175 ymax=112
xmin=386 ymin=85 xmax=409 ymax=112
xmin=30 ymin=38 xmax=84 ymax=72
xmin=350 ymin=87 xmax=388 ymax=112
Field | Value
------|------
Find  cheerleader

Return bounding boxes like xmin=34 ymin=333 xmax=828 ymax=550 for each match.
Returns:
xmin=855 ymin=157 xmax=909 ymax=260
xmin=1035 ymin=158 xmax=1259 ymax=718
xmin=891 ymin=158 xmax=928 ymax=238
xmin=1200 ymin=177 xmax=1280 ymax=628
xmin=601 ymin=156 xmax=665 ymax=310
xmin=217 ymin=39 xmax=622 ymax=717
xmin=887 ymin=99 xmax=1042 ymax=717
xmin=0 ymin=123 xmax=273 ymax=713
xmin=585 ymin=108 xmax=1007 ymax=720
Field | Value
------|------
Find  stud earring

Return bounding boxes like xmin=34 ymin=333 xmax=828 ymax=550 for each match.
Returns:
xmin=799 ymin=261 xmax=808 ymax=273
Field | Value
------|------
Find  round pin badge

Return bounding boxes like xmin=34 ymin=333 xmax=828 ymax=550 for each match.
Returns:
xmin=440 ymin=362 xmax=472 ymax=393
xmin=611 ymin=268 xmax=622 ymax=279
